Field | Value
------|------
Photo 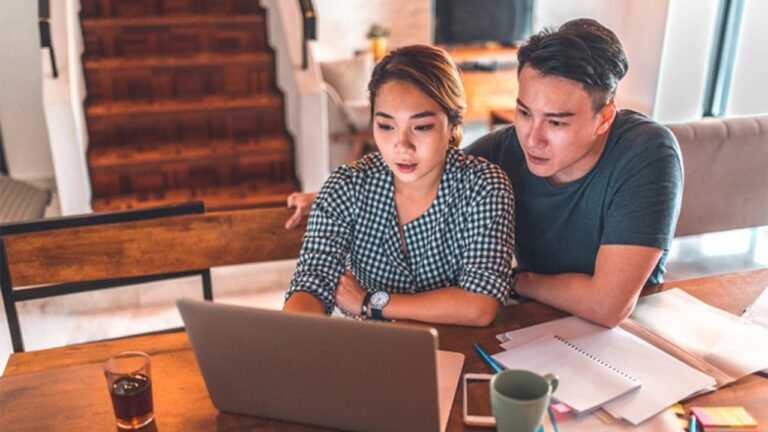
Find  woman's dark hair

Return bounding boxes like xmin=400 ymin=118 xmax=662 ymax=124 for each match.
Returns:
xmin=517 ymin=18 xmax=629 ymax=112
xmin=368 ymin=44 xmax=466 ymax=146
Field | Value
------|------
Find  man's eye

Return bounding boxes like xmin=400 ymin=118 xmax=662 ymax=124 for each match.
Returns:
xmin=415 ymin=124 xmax=435 ymax=131
xmin=549 ymin=120 xmax=566 ymax=127
xmin=517 ymin=108 xmax=531 ymax=117
xmin=376 ymin=123 xmax=394 ymax=130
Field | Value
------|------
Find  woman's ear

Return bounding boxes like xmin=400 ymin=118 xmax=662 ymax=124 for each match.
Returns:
xmin=449 ymin=123 xmax=463 ymax=148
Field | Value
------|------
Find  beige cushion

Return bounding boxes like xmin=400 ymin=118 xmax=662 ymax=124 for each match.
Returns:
xmin=320 ymin=54 xmax=374 ymax=132
xmin=320 ymin=53 xmax=374 ymax=102
xmin=668 ymin=115 xmax=768 ymax=237
xmin=0 ymin=174 xmax=51 ymax=223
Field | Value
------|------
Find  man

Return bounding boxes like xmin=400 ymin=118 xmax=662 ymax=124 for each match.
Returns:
xmin=285 ymin=19 xmax=683 ymax=328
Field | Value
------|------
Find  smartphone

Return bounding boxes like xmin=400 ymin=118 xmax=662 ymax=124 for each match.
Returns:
xmin=462 ymin=373 xmax=496 ymax=427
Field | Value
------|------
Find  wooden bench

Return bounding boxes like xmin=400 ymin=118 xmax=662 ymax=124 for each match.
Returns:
xmin=0 ymin=204 xmax=306 ymax=352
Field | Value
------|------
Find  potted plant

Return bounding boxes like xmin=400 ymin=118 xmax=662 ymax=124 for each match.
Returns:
xmin=366 ymin=23 xmax=390 ymax=61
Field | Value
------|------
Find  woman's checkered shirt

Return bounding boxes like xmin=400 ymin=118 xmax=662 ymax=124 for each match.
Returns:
xmin=287 ymin=147 xmax=515 ymax=314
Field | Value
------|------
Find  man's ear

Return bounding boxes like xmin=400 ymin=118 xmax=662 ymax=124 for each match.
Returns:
xmin=596 ymin=100 xmax=617 ymax=134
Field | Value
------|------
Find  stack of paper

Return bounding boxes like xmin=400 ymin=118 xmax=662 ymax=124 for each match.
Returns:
xmin=496 ymin=316 xmax=716 ymax=425
xmin=631 ymin=288 xmax=768 ymax=382
xmin=690 ymin=406 xmax=758 ymax=431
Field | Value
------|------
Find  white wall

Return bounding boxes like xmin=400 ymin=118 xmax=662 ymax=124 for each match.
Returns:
xmin=313 ymin=0 xmax=432 ymax=61
xmin=533 ymin=0 xmax=670 ymax=116
xmin=0 ymin=0 xmax=54 ymax=181
xmin=653 ymin=0 xmax=720 ymax=123
xmin=726 ymin=0 xmax=768 ymax=116
xmin=262 ymin=0 xmax=330 ymax=192
xmin=41 ymin=0 xmax=92 ymax=214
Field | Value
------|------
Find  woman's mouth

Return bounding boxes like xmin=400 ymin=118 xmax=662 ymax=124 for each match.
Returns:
xmin=396 ymin=163 xmax=417 ymax=173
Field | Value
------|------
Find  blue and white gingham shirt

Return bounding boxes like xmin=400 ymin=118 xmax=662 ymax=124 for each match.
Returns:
xmin=287 ymin=147 xmax=515 ymax=314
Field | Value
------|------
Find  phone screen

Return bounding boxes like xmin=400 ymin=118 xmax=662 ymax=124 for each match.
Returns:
xmin=463 ymin=374 xmax=495 ymax=426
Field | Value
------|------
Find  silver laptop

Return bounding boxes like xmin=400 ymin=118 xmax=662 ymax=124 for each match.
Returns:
xmin=177 ymin=299 xmax=464 ymax=432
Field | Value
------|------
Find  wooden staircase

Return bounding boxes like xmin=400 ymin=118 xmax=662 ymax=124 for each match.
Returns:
xmin=80 ymin=0 xmax=298 ymax=211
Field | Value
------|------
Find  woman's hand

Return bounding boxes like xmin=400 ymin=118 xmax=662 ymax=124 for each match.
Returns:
xmin=285 ymin=192 xmax=318 ymax=229
xmin=335 ymin=271 xmax=367 ymax=316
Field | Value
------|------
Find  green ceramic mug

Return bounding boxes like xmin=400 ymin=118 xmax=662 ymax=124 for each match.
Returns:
xmin=490 ymin=369 xmax=559 ymax=432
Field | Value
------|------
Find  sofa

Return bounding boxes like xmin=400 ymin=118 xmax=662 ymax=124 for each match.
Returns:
xmin=667 ymin=115 xmax=768 ymax=237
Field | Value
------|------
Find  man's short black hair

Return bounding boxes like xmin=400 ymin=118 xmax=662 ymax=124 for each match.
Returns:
xmin=517 ymin=18 xmax=629 ymax=112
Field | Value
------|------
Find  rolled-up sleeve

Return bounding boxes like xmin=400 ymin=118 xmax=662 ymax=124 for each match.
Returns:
xmin=286 ymin=169 xmax=356 ymax=314
xmin=458 ymin=172 xmax=516 ymax=303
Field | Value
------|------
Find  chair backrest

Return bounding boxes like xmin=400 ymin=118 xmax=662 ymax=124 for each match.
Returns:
xmin=668 ymin=115 xmax=768 ymax=237
xmin=0 ymin=204 xmax=306 ymax=352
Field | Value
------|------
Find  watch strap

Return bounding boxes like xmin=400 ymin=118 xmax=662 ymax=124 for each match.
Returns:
xmin=361 ymin=291 xmax=373 ymax=317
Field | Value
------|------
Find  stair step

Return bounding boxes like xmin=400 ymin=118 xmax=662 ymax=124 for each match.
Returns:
xmin=81 ymin=0 xmax=261 ymax=19
xmin=84 ymin=53 xmax=275 ymax=103
xmin=81 ymin=14 xmax=263 ymax=28
xmin=86 ymin=94 xmax=281 ymax=117
xmin=88 ymin=137 xmax=293 ymax=196
xmin=86 ymin=96 xmax=286 ymax=148
xmin=91 ymin=180 xmax=298 ymax=212
xmin=84 ymin=52 xmax=272 ymax=69
xmin=82 ymin=15 xmax=267 ymax=59
xmin=89 ymin=136 xmax=290 ymax=168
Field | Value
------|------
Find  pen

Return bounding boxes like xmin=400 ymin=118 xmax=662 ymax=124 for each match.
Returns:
xmin=689 ymin=414 xmax=697 ymax=432
xmin=473 ymin=343 xmax=504 ymax=373
xmin=472 ymin=343 xmax=560 ymax=432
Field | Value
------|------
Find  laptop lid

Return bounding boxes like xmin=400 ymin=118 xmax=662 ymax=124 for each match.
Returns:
xmin=177 ymin=299 xmax=463 ymax=432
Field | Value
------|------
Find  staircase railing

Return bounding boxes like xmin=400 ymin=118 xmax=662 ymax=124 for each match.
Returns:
xmin=298 ymin=0 xmax=317 ymax=69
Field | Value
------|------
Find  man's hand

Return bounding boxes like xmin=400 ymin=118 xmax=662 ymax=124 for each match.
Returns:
xmin=335 ymin=271 xmax=367 ymax=316
xmin=285 ymin=192 xmax=318 ymax=229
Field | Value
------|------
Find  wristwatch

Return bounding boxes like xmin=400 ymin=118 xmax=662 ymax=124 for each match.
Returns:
xmin=361 ymin=291 xmax=373 ymax=317
xmin=369 ymin=291 xmax=390 ymax=320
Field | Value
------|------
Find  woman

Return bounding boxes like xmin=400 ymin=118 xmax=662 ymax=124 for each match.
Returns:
xmin=283 ymin=45 xmax=514 ymax=326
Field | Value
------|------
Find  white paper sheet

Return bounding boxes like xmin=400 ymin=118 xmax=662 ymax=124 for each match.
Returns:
xmin=631 ymin=288 xmax=768 ymax=380
xmin=492 ymin=335 xmax=642 ymax=415
xmin=740 ymin=286 xmax=768 ymax=374
xmin=497 ymin=316 xmax=715 ymax=425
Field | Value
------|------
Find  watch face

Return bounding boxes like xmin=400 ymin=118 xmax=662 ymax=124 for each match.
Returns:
xmin=370 ymin=291 xmax=390 ymax=308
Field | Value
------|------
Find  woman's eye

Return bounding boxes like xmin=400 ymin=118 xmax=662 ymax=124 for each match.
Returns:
xmin=517 ymin=108 xmax=531 ymax=117
xmin=376 ymin=122 xmax=394 ymax=131
xmin=415 ymin=124 xmax=435 ymax=131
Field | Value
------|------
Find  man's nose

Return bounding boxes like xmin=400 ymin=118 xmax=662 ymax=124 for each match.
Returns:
xmin=526 ymin=122 xmax=547 ymax=151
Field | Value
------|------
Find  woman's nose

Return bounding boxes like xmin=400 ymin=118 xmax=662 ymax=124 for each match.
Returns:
xmin=394 ymin=131 xmax=415 ymax=153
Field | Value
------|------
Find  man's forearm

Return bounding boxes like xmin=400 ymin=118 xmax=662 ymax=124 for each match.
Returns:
xmin=514 ymin=272 xmax=638 ymax=328
xmin=514 ymin=245 xmax=663 ymax=328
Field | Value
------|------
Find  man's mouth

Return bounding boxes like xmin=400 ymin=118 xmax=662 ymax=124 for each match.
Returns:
xmin=527 ymin=154 xmax=549 ymax=165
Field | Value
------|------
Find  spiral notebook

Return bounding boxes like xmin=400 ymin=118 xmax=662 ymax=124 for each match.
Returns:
xmin=492 ymin=335 xmax=642 ymax=415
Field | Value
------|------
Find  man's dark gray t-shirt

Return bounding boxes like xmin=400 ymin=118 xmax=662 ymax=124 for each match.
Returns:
xmin=464 ymin=109 xmax=683 ymax=285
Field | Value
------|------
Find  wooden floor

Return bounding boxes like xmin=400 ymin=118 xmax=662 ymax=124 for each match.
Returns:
xmin=80 ymin=0 xmax=298 ymax=211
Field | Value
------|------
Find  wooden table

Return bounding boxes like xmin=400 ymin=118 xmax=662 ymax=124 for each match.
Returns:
xmin=3 ymin=269 xmax=768 ymax=431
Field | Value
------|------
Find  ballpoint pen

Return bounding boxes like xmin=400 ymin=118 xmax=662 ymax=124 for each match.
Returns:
xmin=689 ymin=414 xmax=698 ymax=432
xmin=472 ymin=343 xmax=560 ymax=432
xmin=473 ymin=342 xmax=504 ymax=373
